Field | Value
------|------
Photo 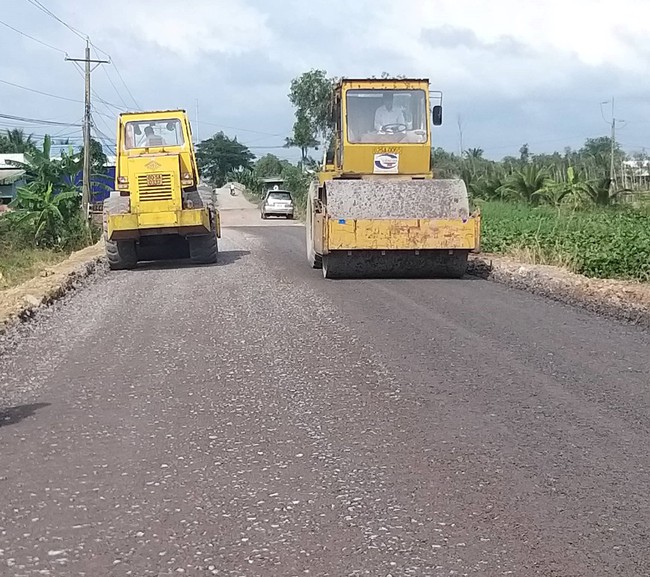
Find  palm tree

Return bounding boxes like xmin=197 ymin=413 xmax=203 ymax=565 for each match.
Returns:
xmin=497 ymin=165 xmax=553 ymax=206
xmin=581 ymin=176 xmax=631 ymax=207
xmin=464 ymin=147 xmax=484 ymax=159
xmin=4 ymin=128 xmax=36 ymax=153
xmin=535 ymin=166 xmax=586 ymax=207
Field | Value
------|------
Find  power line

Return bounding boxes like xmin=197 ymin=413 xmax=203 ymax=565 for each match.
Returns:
xmin=71 ymin=66 xmax=123 ymax=111
xmin=0 ymin=20 xmax=119 ymax=121
xmin=199 ymin=119 xmax=282 ymax=137
xmin=24 ymin=0 xmax=86 ymax=41
xmin=90 ymin=41 xmax=141 ymax=110
xmin=22 ymin=0 xmax=141 ymax=113
xmin=0 ymin=113 xmax=82 ymax=127
xmin=89 ymin=44 xmax=130 ymax=109
xmin=0 ymin=78 xmax=83 ymax=103
xmin=0 ymin=18 xmax=68 ymax=54
xmin=113 ymin=64 xmax=141 ymax=109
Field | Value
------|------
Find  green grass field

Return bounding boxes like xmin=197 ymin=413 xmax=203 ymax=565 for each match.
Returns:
xmin=478 ymin=201 xmax=650 ymax=281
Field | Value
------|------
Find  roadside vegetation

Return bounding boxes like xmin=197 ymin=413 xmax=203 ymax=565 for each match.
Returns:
xmin=435 ymin=138 xmax=650 ymax=281
xmin=0 ymin=131 xmax=102 ymax=289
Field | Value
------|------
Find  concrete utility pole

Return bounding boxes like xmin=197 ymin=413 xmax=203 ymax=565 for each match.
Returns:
xmin=66 ymin=39 xmax=109 ymax=221
xmin=601 ymin=97 xmax=624 ymax=193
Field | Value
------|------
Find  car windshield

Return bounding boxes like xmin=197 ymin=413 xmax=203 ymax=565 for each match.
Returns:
xmin=268 ymin=191 xmax=292 ymax=201
xmin=124 ymin=119 xmax=185 ymax=149
xmin=345 ymin=89 xmax=428 ymax=144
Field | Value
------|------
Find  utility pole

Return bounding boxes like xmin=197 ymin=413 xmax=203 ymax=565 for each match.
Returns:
xmin=601 ymin=97 xmax=624 ymax=193
xmin=66 ymin=39 xmax=109 ymax=221
xmin=609 ymin=98 xmax=616 ymax=190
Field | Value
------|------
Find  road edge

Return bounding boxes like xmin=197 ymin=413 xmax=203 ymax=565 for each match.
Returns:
xmin=0 ymin=241 xmax=107 ymax=335
xmin=468 ymin=254 xmax=650 ymax=328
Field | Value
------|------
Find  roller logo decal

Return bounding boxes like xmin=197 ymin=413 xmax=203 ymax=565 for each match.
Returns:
xmin=373 ymin=152 xmax=399 ymax=174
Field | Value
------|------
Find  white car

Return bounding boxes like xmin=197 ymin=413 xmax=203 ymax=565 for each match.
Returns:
xmin=261 ymin=189 xmax=294 ymax=219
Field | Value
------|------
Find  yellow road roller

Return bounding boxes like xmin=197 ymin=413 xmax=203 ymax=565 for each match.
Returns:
xmin=306 ymin=77 xmax=480 ymax=279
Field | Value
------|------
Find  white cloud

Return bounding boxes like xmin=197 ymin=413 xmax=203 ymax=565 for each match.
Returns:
xmin=2 ymin=0 xmax=650 ymax=160
xmin=76 ymin=0 xmax=272 ymax=59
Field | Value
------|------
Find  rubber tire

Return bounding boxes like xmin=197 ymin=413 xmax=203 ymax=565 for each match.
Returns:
xmin=105 ymin=239 xmax=137 ymax=270
xmin=102 ymin=192 xmax=136 ymax=270
xmin=189 ymin=220 xmax=218 ymax=265
xmin=183 ymin=186 xmax=218 ymax=264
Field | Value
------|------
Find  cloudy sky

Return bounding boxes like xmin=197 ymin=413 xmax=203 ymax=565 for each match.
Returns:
xmin=2 ymin=0 xmax=650 ymax=162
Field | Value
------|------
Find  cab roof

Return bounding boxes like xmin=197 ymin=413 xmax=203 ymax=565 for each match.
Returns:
xmin=119 ymin=109 xmax=187 ymax=118
xmin=339 ymin=77 xmax=429 ymax=83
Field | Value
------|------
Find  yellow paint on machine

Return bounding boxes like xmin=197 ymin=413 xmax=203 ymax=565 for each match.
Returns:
xmin=107 ymin=208 xmax=212 ymax=240
xmin=327 ymin=216 xmax=480 ymax=251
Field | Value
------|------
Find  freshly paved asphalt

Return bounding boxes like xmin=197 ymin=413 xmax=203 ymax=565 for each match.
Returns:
xmin=1 ymin=188 xmax=649 ymax=576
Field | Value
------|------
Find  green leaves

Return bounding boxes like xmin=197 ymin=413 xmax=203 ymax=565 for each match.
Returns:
xmin=480 ymin=201 xmax=650 ymax=281
xmin=196 ymin=132 xmax=254 ymax=187
xmin=286 ymin=69 xmax=334 ymax=163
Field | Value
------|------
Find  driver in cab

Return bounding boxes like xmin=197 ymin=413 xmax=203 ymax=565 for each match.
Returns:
xmin=374 ymin=93 xmax=406 ymax=132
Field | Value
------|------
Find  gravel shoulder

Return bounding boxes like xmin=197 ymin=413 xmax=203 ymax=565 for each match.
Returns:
xmin=0 ymin=241 xmax=105 ymax=333
xmin=469 ymin=253 xmax=650 ymax=327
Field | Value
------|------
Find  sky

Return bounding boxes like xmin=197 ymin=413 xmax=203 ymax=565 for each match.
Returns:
xmin=2 ymin=0 xmax=650 ymax=162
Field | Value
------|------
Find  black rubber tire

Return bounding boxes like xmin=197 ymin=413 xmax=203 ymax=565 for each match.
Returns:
xmin=102 ymin=193 xmax=136 ymax=270
xmin=189 ymin=221 xmax=218 ymax=264
xmin=105 ymin=239 xmax=137 ymax=270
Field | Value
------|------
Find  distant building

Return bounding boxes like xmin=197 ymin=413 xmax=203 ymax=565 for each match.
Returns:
xmin=0 ymin=153 xmax=26 ymax=205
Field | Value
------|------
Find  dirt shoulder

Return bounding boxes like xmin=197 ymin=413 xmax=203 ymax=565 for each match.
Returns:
xmin=469 ymin=253 xmax=650 ymax=327
xmin=0 ymin=241 xmax=106 ymax=333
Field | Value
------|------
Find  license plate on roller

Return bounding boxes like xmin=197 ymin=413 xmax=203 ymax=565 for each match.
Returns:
xmin=147 ymin=174 xmax=163 ymax=187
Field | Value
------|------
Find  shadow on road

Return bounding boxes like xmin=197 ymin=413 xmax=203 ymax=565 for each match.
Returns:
xmin=133 ymin=250 xmax=251 ymax=271
xmin=0 ymin=402 xmax=51 ymax=428
xmin=216 ymin=250 xmax=251 ymax=266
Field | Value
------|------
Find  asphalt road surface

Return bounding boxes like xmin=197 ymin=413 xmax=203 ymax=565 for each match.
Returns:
xmin=1 ymin=188 xmax=649 ymax=576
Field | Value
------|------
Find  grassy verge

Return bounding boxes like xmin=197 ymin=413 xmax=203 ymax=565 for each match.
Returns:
xmin=478 ymin=201 xmax=650 ymax=281
xmin=0 ymin=216 xmax=102 ymax=290
xmin=0 ymin=245 xmax=70 ymax=289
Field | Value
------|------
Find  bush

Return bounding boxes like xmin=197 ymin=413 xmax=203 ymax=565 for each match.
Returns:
xmin=479 ymin=201 xmax=650 ymax=280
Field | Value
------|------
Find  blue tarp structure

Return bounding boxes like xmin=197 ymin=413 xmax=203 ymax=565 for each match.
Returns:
xmin=62 ymin=165 xmax=115 ymax=204
xmin=70 ymin=166 xmax=115 ymax=203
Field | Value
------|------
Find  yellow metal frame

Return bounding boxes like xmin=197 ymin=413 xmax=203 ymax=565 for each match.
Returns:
xmin=116 ymin=109 xmax=198 ymax=187
xmin=321 ymin=78 xmax=434 ymax=183
xmin=108 ymin=108 xmax=220 ymax=245
xmin=326 ymin=214 xmax=480 ymax=252
xmin=107 ymin=208 xmax=217 ymax=240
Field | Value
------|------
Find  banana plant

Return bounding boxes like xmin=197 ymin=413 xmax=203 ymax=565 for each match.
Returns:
xmin=7 ymin=182 xmax=80 ymax=246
